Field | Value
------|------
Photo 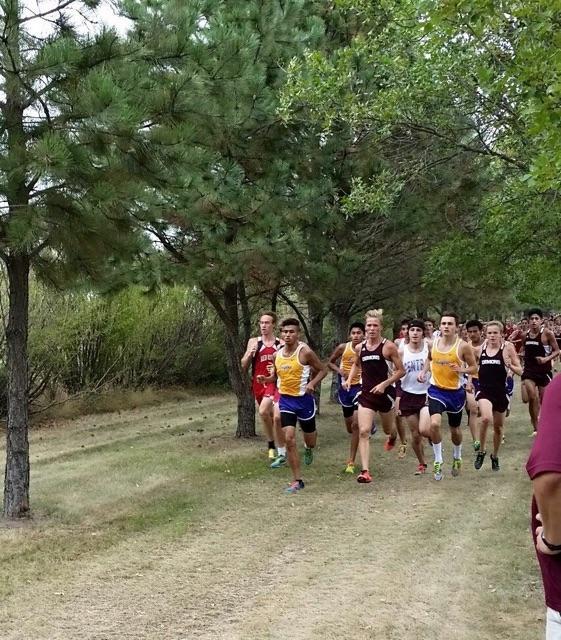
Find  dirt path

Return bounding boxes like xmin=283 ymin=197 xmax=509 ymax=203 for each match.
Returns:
xmin=0 ymin=391 xmax=545 ymax=639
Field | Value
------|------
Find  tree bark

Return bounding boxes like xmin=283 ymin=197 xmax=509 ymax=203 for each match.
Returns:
xmin=330 ymin=308 xmax=351 ymax=402
xmin=3 ymin=254 xmax=30 ymax=518
xmin=202 ymin=283 xmax=256 ymax=438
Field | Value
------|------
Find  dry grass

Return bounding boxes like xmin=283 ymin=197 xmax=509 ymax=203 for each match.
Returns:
xmin=0 ymin=384 xmax=545 ymax=639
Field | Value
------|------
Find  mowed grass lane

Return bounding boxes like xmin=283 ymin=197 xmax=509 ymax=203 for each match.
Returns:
xmin=0 ymin=386 xmax=546 ymax=639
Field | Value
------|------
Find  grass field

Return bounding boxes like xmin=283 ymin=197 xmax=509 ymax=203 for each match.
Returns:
xmin=0 ymin=384 xmax=546 ymax=639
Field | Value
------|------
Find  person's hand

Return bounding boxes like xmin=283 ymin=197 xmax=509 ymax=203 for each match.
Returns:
xmin=256 ymin=374 xmax=266 ymax=384
xmin=536 ymin=356 xmax=547 ymax=365
xmin=535 ymin=513 xmax=561 ymax=555
xmin=465 ymin=382 xmax=474 ymax=394
xmin=305 ymin=383 xmax=316 ymax=395
xmin=449 ymin=363 xmax=464 ymax=373
xmin=343 ymin=378 xmax=352 ymax=391
xmin=417 ymin=371 xmax=426 ymax=383
xmin=370 ymin=382 xmax=387 ymax=395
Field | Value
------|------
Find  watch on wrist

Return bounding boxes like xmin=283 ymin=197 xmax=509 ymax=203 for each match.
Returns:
xmin=541 ymin=531 xmax=561 ymax=552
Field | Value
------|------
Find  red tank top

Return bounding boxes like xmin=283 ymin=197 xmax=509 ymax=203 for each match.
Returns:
xmin=360 ymin=339 xmax=389 ymax=390
xmin=252 ymin=338 xmax=281 ymax=380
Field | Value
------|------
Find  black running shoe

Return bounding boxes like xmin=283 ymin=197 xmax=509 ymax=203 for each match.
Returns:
xmin=490 ymin=454 xmax=500 ymax=472
xmin=474 ymin=451 xmax=486 ymax=470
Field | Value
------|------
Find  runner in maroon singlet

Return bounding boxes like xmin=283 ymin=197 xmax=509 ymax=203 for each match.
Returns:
xmin=241 ymin=312 xmax=286 ymax=461
xmin=521 ymin=308 xmax=560 ymax=435
xmin=344 ymin=309 xmax=405 ymax=484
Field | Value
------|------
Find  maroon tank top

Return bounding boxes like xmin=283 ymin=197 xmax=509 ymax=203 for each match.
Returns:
xmin=360 ymin=339 xmax=389 ymax=390
xmin=524 ymin=328 xmax=551 ymax=375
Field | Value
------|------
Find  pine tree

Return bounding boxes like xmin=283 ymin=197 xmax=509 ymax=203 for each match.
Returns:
xmin=0 ymin=0 xmax=186 ymax=517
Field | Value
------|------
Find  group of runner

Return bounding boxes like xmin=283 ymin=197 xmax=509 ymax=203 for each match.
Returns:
xmin=241 ymin=308 xmax=560 ymax=494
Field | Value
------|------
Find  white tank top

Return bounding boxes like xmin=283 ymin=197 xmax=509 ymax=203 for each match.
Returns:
xmin=401 ymin=342 xmax=429 ymax=394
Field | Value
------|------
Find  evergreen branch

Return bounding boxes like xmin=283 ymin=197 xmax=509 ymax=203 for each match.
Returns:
xmin=19 ymin=0 xmax=81 ymax=25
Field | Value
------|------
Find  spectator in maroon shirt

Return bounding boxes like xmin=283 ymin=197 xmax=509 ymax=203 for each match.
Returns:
xmin=527 ymin=373 xmax=561 ymax=639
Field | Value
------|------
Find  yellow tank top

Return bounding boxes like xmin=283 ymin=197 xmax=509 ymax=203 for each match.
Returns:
xmin=276 ymin=343 xmax=310 ymax=396
xmin=340 ymin=342 xmax=360 ymax=385
xmin=430 ymin=337 xmax=463 ymax=390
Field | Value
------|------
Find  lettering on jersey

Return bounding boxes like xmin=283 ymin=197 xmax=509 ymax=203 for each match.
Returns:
xmin=259 ymin=354 xmax=275 ymax=363
xmin=404 ymin=358 xmax=425 ymax=373
xmin=526 ymin=340 xmax=539 ymax=346
xmin=362 ymin=355 xmax=380 ymax=362
xmin=433 ymin=359 xmax=454 ymax=366
xmin=481 ymin=359 xmax=501 ymax=365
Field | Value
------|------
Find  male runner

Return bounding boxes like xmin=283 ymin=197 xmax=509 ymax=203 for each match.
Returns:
xmin=398 ymin=320 xmax=431 ymax=474
xmin=241 ymin=312 xmax=285 ymax=461
xmin=424 ymin=319 xmax=436 ymax=340
xmin=257 ymin=318 xmax=327 ymax=494
xmin=328 ymin=322 xmax=365 ymax=474
xmin=466 ymin=319 xmax=484 ymax=451
xmin=344 ymin=310 xmax=405 ymax=484
xmin=419 ymin=312 xmax=478 ymax=480
xmin=521 ymin=308 xmax=560 ymax=435
xmin=473 ymin=321 xmax=522 ymax=471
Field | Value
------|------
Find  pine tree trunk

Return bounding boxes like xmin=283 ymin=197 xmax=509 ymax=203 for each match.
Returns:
xmin=3 ymin=254 xmax=30 ymax=518
xmin=203 ymin=283 xmax=256 ymax=438
xmin=330 ymin=309 xmax=351 ymax=402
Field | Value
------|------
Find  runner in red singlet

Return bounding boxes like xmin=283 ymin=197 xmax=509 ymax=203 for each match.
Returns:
xmin=241 ymin=312 xmax=285 ymax=462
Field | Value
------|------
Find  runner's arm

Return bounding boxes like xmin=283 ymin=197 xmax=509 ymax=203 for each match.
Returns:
xmin=417 ymin=351 xmax=431 ymax=383
xmin=504 ymin=343 xmax=523 ymax=376
xmin=537 ymin=330 xmax=560 ymax=365
xmin=370 ymin=342 xmax=404 ymax=393
xmin=534 ymin=473 xmax=561 ymax=552
xmin=241 ymin=337 xmax=258 ymax=372
xmin=455 ymin=341 xmax=478 ymax=375
xmin=256 ymin=362 xmax=277 ymax=385
xmin=327 ymin=343 xmax=346 ymax=376
xmin=302 ymin=347 xmax=328 ymax=393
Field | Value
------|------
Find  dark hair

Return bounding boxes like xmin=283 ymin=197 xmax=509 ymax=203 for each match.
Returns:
xmin=400 ymin=318 xmax=412 ymax=327
xmin=466 ymin=319 xmax=483 ymax=331
xmin=528 ymin=307 xmax=543 ymax=318
xmin=408 ymin=319 xmax=425 ymax=331
xmin=280 ymin=317 xmax=300 ymax=329
xmin=260 ymin=311 xmax=277 ymax=324
xmin=349 ymin=322 xmax=365 ymax=332
xmin=425 ymin=318 xmax=435 ymax=326
xmin=441 ymin=311 xmax=459 ymax=325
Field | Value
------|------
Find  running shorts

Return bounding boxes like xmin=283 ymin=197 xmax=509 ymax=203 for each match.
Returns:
xmin=279 ymin=394 xmax=316 ymax=432
xmin=475 ymin=388 xmax=509 ymax=414
xmin=427 ymin=385 xmax=466 ymax=427
xmin=338 ymin=383 xmax=361 ymax=417
xmin=522 ymin=371 xmax=553 ymax=388
xmin=253 ymin=381 xmax=276 ymax=404
xmin=399 ymin=390 xmax=426 ymax=417
xmin=358 ymin=385 xmax=396 ymax=414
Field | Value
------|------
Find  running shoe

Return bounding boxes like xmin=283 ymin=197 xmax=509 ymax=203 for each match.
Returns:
xmin=304 ymin=447 xmax=314 ymax=466
xmin=433 ymin=461 xmax=443 ymax=481
xmin=473 ymin=440 xmax=481 ymax=453
xmin=383 ymin=436 xmax=397 ymax=452
xmin=270 ymin=454 xmax=287 ymax=469
xmin=414 ymin=463 xmax=427 ymax=475
xmin=369 ymin=423 xmax=377 ymax=438
xmin=357 ymin=469 xmax=372 ymax=484
xmin=268 ymin=447 xmax=276 ymax=460
xmin=490 ymin=454 xmax=500 ymax=472
xmin=284 ymin=479 xmax=305 ymax=494
xmin=474 ymin=451 xmax=486 ymax=470
xmin=398 ymin=442 xmax=407 ymax=459
xmin=451 ymin=457 xmax=462 ymax=477
xmin=344 ymin=461 xmax=356 ymax=474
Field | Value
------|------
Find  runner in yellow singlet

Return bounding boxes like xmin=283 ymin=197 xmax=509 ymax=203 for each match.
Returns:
xmin=328 ymin=322 xmax=365 ymax=474
xmin=418 ymin=312 xmax=477 ymax=481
